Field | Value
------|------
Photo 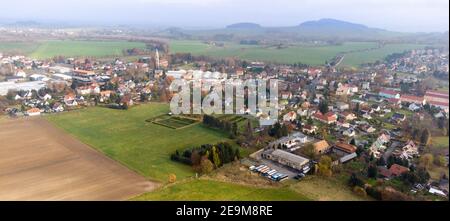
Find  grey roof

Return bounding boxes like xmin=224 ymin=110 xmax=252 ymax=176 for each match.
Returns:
xmin=271 ymin=149 xmax=309 ymax=164
xmin=340 ymin=152 xmax=358 ymax=163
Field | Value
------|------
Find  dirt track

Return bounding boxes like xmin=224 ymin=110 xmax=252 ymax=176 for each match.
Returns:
xmin=0 ymin=117 xmax=159 ymax=201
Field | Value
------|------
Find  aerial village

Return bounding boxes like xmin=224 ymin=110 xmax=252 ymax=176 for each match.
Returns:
xmin=0 ymin=46 xmax=449 ymax=200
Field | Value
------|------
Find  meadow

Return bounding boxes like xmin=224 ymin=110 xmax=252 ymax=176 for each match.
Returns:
xmin=30 ymin=40 xmax=147 ymax=59
xmin=46 ymin=103 xmax=231 ymax=182
xmin=339 ymin=43 xmax=427 ymax=67
xmin=1 ymin=40 xmax=146 ymax=59
xmin=132 ymin=179 xmax=310 ymax=201
xmin=0 ymin=42 xmax=40 ymax=55
xmin=169 ymin=40 xmax=426 ymax=66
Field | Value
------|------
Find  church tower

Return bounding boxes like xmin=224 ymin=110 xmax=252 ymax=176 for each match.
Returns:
xmin=155 ymin=49 xmax=160 ymax=70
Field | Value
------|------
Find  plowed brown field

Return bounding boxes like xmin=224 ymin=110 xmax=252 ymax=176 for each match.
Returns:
xmin=0 ymin=118 xmax=159 ymax=201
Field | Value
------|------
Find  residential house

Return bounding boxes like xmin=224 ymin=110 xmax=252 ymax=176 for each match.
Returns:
xmin=76 ymin=83 xmax=100 ymax=95
xmin=313 ymin=140 xmax=331 ymax=154
xmin=360 ymin=124 xmax=376 ymax=133
xmin=52 ymin=103 xmax=64 ymax=112
xmin=120 ymin=95 xmax=134 ymax=107
xmin=281 ymin=91 xmax=292 ymax=100
xmin=100 ymin=90 xmax=113 ymax=103
xmin=370 ymin=133 xmax=391 ymax=158
xmin=42 ymin=94 xmax=52 ymax=101
xmin=339 ymin=112 xmax=357 ymax=121
xmin=391 ymin=113 xmax=406 ymax=123
xmin=392 ymin=140 xmax=419 ymax=160
xmin=409 ymin=103 xmax=421 ymax=112
xmin=378 ymin=164 xmax=410 ymax=179
xmin=425 ymin=90 xmax=449 ymax=104
xmin=389 ymin=164 xmax=410 ymax=177
xmin=297 ymin=108 xmax=308 ymax=117
xmin=26 ymin=108 xmax=41 ymax=116
xmin=424 ymin=91 xmax=449 ymax=110
xmin=312 ymin=112 xmax=337 ymax=124
xmin=64 ymin=94 xmax=78 ymax=107
xmin=283 ymin=111 xmax=297 ymax=122
xmin=343 ymin=128 xmax=356 ymax=137
xmin=268 ymin=132 xmax=309 ymax=149
xmin=379 ymin=89 xmax=401 ymax=99
xmin=335 ymin=102 xmax=350 ymax=111
xmin=302 ymin=125 xmax=317 ymax=134
xmin=333 ymin=142 xmax=357 ymax=156
xmin=400 ymin=95 xmax=426 ymax=106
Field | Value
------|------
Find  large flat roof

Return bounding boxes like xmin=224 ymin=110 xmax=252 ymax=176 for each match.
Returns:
xmin=270 ymin=149 xmax=309 ymax=164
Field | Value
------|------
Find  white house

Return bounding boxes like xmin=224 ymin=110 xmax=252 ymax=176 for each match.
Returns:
xmin=43 ymin=94 xmax=52 ymax=101
xmin=409 ymin=103 xmax=421 ymax=112
xmin=343 ymin=128 xmax=356 ymax=137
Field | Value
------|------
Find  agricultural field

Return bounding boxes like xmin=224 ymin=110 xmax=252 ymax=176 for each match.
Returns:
xmin=1 ymin=40 xmax=147 ymax=59
xmin=0 ymin=41 xmax=40 ymax=55
xmin=46 ymin=103 xmax=231 ymax=182
xmin=30 ymin=40 xmax=147 ymax=59
xmin=132 ymin=179 xmax=310 ymax=201
xmin=169 ymin=40 xmax=426 ymax=66
xmin=0 ymin=118 xmax=157 ymax=200
xmin=339 ymin=43 xmax=427 ymax=67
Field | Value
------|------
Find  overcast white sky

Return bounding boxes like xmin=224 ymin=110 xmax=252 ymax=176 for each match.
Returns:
xmin=1 ymin=0 xmax=448 ymax=32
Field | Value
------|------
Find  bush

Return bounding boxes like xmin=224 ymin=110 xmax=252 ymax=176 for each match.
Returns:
xmin=366 ymin=186 xmax=382 ymax=200
xmin=353 ymin=186 xmax=367 ymax=197
xmin=168 ymin=174 xmax=177 ymax=183
xmin=349 ymin=173 xmax=365 ymax=187
xmin=200 ymin=158 xmax=214 ymax=174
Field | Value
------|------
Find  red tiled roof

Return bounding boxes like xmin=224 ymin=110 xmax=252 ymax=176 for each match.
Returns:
xmin=400 ymin=95 xmax=424 ymax=103
xmin=428 ymin=100 xmax=449 ymax=107
xmin=425 ymin=91 xmax=449 ymax=99
xmin=380 ymin=89 xmax=399 ymax=95
xmin=334 ymin=142 xmax=357 ymax=154
xmin=387 ymin=98 xmax=400 ymax=103
xmin=27 ymin=108 xmax=40 ymax=113
xmin=389 ymin=164 xmax=409 ymax=177
xmin=313 ymin=112 xmax=337 ymax=122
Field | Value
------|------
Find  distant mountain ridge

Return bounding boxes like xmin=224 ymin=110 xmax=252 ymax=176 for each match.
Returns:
xmin=298 ymin=18 xmax=371 ymax=31
xmin=226 ymin=23 xmax=262 ymax=29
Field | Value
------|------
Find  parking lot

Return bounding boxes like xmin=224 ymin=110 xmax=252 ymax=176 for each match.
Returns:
xmin=258 ymin=158 xmax=300 ymax=179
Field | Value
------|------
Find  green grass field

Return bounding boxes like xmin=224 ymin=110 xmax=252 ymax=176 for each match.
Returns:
xmin=46 ymin=103 xmax=231 ymax=182
xmin=133 ymin=179 xmax=310 ymax=201
xmin=432 ymin=136 xmax=449 ymax=149
xmin=1 ymin=40 xmax=147 ymax=59
xmin=169 ymin=40 xmax=426 ymax=66
xmin=29 ymin=40 xmax=147 ymax=59
xmin=0 ymin=42 xmax=40 ymax=54
xmin=340 ymin=43 xmax=427 ymax=67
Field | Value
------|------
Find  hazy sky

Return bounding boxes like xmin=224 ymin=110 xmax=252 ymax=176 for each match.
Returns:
xmin=1 ymin=0 xmax=448 ymax=32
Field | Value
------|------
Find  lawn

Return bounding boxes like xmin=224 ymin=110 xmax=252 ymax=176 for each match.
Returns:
xmin=46 ymin=103 xmax=231 ymax=182
xmin=431 ymin=136 xmax=449 ymax=151
xmin=169 ymin=40 xmax=426 ymax=66
xmin=0 ymin=41 xmax=40 ymax=54
xmin=29 ymin=40 xmax=147 ymax=59
xmin=132 ymin=179 xmax=310 ymax=201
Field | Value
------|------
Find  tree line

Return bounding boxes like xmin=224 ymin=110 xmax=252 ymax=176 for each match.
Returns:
xmin=170 ymin=142 xmax=241 ymax=174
